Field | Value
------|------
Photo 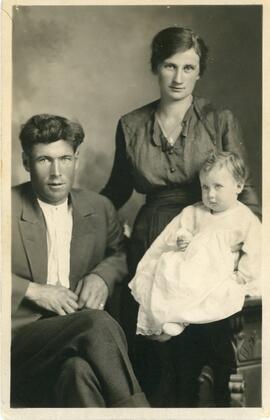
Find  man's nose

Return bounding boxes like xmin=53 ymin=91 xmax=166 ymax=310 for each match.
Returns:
xmin=50 ymin=159 xmax=61 ymax=176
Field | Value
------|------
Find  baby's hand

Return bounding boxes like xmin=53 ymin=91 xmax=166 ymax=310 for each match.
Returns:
xmin=176 ymin=238 xmax=190 ymax=251
xmin=146 ymin=333 xmax=172 ymax=342
xmin=176 ymin=229 xmax=193 ymax=252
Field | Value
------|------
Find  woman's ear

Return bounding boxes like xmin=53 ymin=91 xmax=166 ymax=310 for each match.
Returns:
xmin=22 ymin=152 xmax=30 ymax=172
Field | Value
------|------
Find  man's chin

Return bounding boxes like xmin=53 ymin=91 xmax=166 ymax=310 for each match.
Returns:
xmin=38 ymin=190 xmax=70 ymax=206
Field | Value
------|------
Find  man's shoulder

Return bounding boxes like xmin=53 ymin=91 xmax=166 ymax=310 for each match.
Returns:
xmin=71 ymin=188 xmax=115 ymax=212
xmin=71 ymin=187 xmax=108 ymax=202
xmin=12 ymin=182 xmax=32 ymax=204
xmin=12 ymin=181 xmax=31 ymax=194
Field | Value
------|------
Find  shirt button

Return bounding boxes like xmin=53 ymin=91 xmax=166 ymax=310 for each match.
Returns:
xmin=170 ymin=167 xmax=175 ymax=173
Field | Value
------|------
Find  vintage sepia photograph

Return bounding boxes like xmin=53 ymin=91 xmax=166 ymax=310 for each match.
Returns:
xmin=1 ymin=1 xmax=269 ymax=419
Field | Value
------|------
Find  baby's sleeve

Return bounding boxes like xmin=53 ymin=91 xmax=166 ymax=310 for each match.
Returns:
xmin=134 ymin=205 xmax=196 ymax=273
xmin=236 ymin=215 xmax=261 ymax=296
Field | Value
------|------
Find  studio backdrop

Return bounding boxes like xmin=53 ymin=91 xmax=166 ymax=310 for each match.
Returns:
xmin=12 ymin=5 xmax=262 ymax=225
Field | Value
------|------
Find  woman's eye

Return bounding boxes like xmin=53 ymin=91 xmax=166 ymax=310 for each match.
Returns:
xmin=215 ymin=184 xmax=223 ymax=189
xmin=184 ymin=65 xmax=196 ymax=72
xmin=164 ymin=63 xmax=175 ymax=70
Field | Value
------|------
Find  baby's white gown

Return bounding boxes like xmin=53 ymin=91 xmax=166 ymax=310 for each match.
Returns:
xmin=129 ymin=202 xmax=261 ymax=336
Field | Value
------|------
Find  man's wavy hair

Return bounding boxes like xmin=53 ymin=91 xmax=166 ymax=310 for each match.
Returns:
xmin=19 ymin=114 xmax=85 ymax=155
xmin=199 ymin=151 xmax=247 ymax=185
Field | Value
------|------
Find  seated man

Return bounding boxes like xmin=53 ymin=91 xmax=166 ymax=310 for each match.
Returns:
xmin=11 ymin=114 xmax=149 ymax=408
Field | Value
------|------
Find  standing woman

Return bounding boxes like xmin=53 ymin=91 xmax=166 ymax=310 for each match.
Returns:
xmin=101 ymin=27 xmax=260 ymax=406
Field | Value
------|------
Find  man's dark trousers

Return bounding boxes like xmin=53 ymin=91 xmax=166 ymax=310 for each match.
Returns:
xmin=11 ymin=309 xmax=148 ymax=407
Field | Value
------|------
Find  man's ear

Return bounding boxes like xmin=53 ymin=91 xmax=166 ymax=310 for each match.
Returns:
xmin=22 ymin=152 xmax=30 ymax=172
xmin=74 ymin=150 xmax=79 ymax=169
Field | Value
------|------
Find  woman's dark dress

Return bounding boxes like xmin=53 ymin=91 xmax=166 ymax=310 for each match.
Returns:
xmin=101 ymin=97 xmax=260 ymax=407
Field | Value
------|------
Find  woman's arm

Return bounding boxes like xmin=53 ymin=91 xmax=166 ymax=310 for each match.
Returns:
xmin=220 ymin=110 xmax=261 ymax=218
xmin=100 ymin=121 xmax=134 ymax=209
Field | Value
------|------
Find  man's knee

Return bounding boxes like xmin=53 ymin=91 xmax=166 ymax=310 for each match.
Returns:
xmin=61 ymin=356 xmax=87 ymax=373
xmin=77 ymin=309 xmax=124 ymax=335
xmin=73 ymin=310 xmax=127 ymax=352
xmin=59 ymin=357 xmax=93 ymax=383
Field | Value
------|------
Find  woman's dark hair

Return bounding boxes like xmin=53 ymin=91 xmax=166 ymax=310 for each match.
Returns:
xmin=151 ymin=27 xmax=209 ymax=76
xmin=19 ymin=114 xmax=85 ymax=156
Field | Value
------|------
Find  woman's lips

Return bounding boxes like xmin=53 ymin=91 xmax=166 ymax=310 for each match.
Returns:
xmin=170 ymin=85 xmax=185 ymax=91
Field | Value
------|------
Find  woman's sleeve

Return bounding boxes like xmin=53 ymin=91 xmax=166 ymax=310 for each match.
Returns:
xmin=100 ymin=120 xmax=134 ymax=209
xmin=220 ymin=110 xmax=261 ymax=218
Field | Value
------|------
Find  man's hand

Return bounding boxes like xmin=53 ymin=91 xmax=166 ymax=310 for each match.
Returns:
xmin=75 ymin=273 xmax=109 ymax=310
xmin=25 ymin=283 xmax=78 ymax=316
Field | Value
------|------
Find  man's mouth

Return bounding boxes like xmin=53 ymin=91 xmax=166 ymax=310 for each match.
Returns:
xmin=48 ymin=183 xmax=65 ymax=188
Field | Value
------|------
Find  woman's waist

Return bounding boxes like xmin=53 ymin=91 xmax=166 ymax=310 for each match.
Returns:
xmin=145 ymin=185 xmax=201 ymax=209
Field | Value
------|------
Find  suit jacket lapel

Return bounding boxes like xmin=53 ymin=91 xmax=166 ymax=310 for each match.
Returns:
xmin=19 ymin=185 xmax=48 ymax=284
xmin=18 ymin=185 xmax=97 ymax=290
xmin=69 ymin=190 xmax=97 ymax=291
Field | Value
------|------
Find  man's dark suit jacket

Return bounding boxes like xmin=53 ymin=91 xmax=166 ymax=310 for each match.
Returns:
xmin=12 ymin=182 xmax=127 ymax=334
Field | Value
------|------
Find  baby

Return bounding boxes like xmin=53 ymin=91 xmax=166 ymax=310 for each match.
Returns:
xmin=129 ymin=152 xmax=261 ymax=339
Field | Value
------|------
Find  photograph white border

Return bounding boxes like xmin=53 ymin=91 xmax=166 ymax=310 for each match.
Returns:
xmin=1 ymin=0 xmax=270 ymax=419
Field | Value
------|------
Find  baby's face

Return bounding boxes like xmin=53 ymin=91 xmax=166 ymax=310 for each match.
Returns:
xmin=200 ymin=166 xmax=243 ymax=213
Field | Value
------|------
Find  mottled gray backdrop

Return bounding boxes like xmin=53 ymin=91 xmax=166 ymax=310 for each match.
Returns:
xmin=12 ymin=5 xmax=262 ymax=224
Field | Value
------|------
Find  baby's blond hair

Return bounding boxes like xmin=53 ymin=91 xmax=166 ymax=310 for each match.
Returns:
xmin=200 ymin=151 xmax=246 ymax=185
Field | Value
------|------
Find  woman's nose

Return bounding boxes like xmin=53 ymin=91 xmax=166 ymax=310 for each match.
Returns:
xmin=50 ymin=159 xmax=61 ymax=176
xmin=174 ymin=68 xmax=183 ymax=84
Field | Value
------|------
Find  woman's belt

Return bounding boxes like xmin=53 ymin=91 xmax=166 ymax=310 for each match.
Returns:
xmin=145 ymin=186 xmax=201 ymax=208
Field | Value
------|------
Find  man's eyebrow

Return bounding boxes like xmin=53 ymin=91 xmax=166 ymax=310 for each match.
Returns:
xmin=35 ymin=154 xmax=74 ymax=158
xmin=35 ymin=154 xmax=50 ymax=159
